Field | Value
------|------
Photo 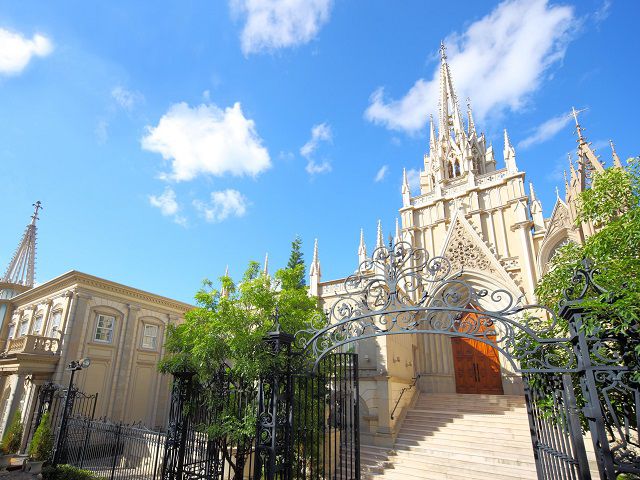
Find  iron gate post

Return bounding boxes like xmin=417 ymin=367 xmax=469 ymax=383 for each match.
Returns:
xmin=561 ymin=373 xmax=592 ymax=479
xmin=52 ymin=380 xmax=77 ymax=466
xmin=254 ymin=322 xmax=294 ymax=480
xmin=161 ymin=371 xmax=194 ymax=480
xmin=563 ymin=305 xmax=618 ymax=480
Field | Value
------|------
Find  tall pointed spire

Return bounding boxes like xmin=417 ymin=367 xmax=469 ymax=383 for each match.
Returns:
xmin=438 ymin=42 xmax=464 ymax=139
xmin=529 ymin=182 xmax=537 ymax=201
xmin=610 ymin=140 xmax=623 ymax=168
xmin=263 ymin=252 xmax=269 ymax=276
xmin=530 ymin=183 xmax=545 ymax=232
xmin=402 ymin=168 xmax=411 ymax=206
xmin=429 ymin=114 xmax=436 ymax=154
xmin=376 ymin=220 xmax=384 ymax=249
xmin=503 ymin=129 xmax=517 ymax=173
xmin=466 ymin=98 xmax=476 ymax=136
xmin=358 ymin=228 xmax=367 ymax=264
xmin=571 ymin=106 xmax=605 ymax=176
xmin=2 ymin=201 xmax=42 ymax=288
xmin=309 ymin=239 xmax=321 ymax=296
xmin=394 ymin=218 xmax=401 ymax=245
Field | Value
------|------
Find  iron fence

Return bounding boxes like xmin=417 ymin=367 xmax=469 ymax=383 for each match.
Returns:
xmin=61 ymin=417 xmax=165 ymax=480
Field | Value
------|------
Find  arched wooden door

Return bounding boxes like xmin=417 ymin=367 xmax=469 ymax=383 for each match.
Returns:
xmin=451 ymin=309 xmax=504 ymax=395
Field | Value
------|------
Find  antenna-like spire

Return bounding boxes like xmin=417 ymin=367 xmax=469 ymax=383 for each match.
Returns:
xmin=438 ymin=41 xmax=464 ymax=138
xmin=466 ymin=98 xmax=476 ymax=135
xmin=263 ymin=252 xmax=269 ymax=276
xmin=376 ymin=220 xmax=384 ymax=249
xmin=571 ymin=106 xmax=586 ymax=142
xmin=529 ymin=182 xmax=537 ymax=201
xmin=310 ymin=239 xmax=320 ymax=277
xmin=610 ymin=140 xmax=623 ymax=168
xmin=402 ymin=168 xmax=410 ymax=194
xmin=2 ymin=201 xmax=42 ymax=288
xmin=357 ymin=228 xmax=367 ymax=266
xmin=394 ymin=218 xmax=401 ymax=244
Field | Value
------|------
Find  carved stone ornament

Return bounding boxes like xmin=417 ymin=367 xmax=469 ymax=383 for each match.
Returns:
xmin=444 ymin=221 xmax=497 ymax=274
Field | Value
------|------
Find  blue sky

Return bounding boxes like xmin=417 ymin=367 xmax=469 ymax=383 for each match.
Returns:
xmin=0 ymin=0 xmax=637 ymax=304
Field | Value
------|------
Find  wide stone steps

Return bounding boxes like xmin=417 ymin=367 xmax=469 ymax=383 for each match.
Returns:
xmin=360 ymin=393 xmax=538 ymax=480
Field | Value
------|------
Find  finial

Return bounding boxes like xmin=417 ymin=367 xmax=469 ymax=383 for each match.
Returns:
xmin=610 ymin=140 xmax=623 ymax=168
xmin=571 ymin=106 xmax=587 ymax=141
xmin=263 ymin=252 xmax=269 ymax=276
xmin=556 ymin=185 xmax=561 ymax=201
xmin=31 ymin=201 xmax=42 ymax=225
xmin=503 ymin=129 xmax=512 ymax=148
xmin=529 ymin=182 xmax=537 ymax=201
xmin=376 ymin=220 xmax=384 ymax=248
xmin=439 ymin=41 xmax=447 ymax=61
xmin=395 ymin=217 xmax=400 ymax=243
xmin=312 ymin=238 xmax=318 ymax=264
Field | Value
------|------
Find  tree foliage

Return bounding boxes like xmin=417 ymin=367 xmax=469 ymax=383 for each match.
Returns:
xmin=1 ymin=409 xmax=23 ymax=454
xmin=536 ymin=158 xmax=640 ymax=377
xmin=286 ymin=236 xmax=305 ymax=287
xmin=28 ymin=411 xmax=53 ymax=461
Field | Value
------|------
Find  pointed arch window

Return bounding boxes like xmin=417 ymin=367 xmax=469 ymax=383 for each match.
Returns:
xmin=454 ymin=160 xmax=461 ymax=177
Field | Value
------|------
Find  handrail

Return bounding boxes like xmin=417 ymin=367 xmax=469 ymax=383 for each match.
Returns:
xmin=390 ymin=374 xmax=420 ymax=420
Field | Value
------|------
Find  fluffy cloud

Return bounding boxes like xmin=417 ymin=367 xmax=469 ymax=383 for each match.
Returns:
xmin=231 ymin=0 xmax=332 ymax=55
xmin=518 ymin=111 xmax=572 ymax=149
xmin=149 ymin=187 xmax=186 ymax=226
xmin=365 ymin=0 xmax=576 ymax=133
xmin=374 ymin=165 xmax=388 ymax=182
xmin=141 ymin=102 xmax=271 ymax=182
xmin=0 ymin=28 xmax=53 ymax=75
xmin=301 ymin=123 xmax=332 ymax=175
xmin=111 ymin=86 xmax=144 ymax=111
xmin=194 ymin=189 xmax=248 ymax=222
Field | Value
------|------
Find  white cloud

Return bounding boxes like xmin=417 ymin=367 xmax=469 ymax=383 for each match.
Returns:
xmin=374 ymin=165 xmax=388 ymax=182
xmin=406 ymin=169 xmax=420 ymax=194
xmin=194 ymin=189 xmax=248 ymax=222
xmin=301 ymin=123 xmax=332 ymax=175
xmin=112 ymin=86 xmax=143 ymax=111
xmin=149 ymin=187 xmax=187 ymax=226
xmin=231 ymin=0 xmax=332 ymax=55
xmin=95 ymin=119 xmax=109 ymax=145
xmin=141 ymin=102 xmax=271 ymax=182
xmin=365 ymin=0 xmax=576 ymax=133
xmin=0 ymin=28 xmax=53 ymax=75
xmin=518 ymin=112 xmax=572 ymax=149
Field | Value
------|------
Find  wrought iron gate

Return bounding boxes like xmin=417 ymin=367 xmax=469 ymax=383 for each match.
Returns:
xmin=162 ymin=352 xmax=360 ymax=480
xmin=162 ymin=242 xmax=638 ymax=479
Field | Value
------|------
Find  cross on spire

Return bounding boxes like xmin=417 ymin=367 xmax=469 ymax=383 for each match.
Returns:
xmin=2 ymin=201 xmax=42 ymax=288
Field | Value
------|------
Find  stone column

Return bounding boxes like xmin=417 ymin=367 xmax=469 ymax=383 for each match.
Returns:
xmin=514 ymin=221 xmax=537 ymax=301
xmin=109 ymin=303 xmax=140 ymax=420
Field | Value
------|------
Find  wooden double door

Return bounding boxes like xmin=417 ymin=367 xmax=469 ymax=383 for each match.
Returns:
xmin=451 ymin=311 xmax=504 ymax=395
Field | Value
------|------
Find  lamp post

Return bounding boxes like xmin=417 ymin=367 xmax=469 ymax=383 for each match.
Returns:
xmin=52 ymin=358 xmax=90 ymax=466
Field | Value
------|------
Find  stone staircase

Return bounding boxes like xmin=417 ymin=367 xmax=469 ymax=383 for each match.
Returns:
xmin=360 ymin=393 xmax=538 ymax=479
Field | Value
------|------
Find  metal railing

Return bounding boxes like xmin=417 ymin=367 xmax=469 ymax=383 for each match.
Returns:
xmin=390 ymin=375 xmax=420 ymax=420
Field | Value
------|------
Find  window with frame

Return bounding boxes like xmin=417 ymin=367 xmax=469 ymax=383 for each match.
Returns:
xmin=31 ymin=315 xmax=44 ymax=335
xmin=141 ymin=324 xmax=159 ymax=349
xmin=47 ymin=311 xmax=62 ymax=338
xmin=19 ymin=318 xmax=29 ymax=337
xmin=7 ymin=323 xmax=16 ymax=339
xmin=94 ymin=314 xmax=115 ymax=343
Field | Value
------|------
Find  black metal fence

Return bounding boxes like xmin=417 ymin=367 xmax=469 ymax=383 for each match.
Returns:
xmin=162 ymin=351 xmax=360 ymax=480
xmin=61 ymin=417 xmax=165 ymax=480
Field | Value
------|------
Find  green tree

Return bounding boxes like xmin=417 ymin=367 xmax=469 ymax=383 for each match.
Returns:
xmin=536 ymin=158 xmax=640 ymax=375
xmin=1 ymin=410 xmax=23 ymax=454
xmin=159 ymin=243 xmax=321 ymax=479
xmin=286 ymin=236 xmax=306 ymax=287
xmin=28 ymin=411 xmax=53 ymax=461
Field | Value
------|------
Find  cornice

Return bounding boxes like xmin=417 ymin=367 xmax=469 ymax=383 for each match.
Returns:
xmin=10 ymin=270 xmax=193 ymax=314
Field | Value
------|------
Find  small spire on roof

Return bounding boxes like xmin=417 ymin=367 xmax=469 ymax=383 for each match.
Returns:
xmin=610 ymin=140 xmax=623 ymax=168
xmin=376 ymin=220 xmax=384 ymax=248
xmin=263 ymin=252 xmax=269 ymax=276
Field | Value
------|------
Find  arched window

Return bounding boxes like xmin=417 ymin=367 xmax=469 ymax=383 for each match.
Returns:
xmin=31 ymin=314 xmax=44 ymax=335
xmin=47 ymin=310 xmax=62 ymax=338
xmin=454 ymin=160 xmax=461 ymax=177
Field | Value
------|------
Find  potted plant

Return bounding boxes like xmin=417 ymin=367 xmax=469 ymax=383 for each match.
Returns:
xmin=0 ymin=444 xmax=11 ymax=474
xmin=26 ymin=412 xmax=53 ymax=475
xmin=1 ymin=409 xmax=23 ymax=455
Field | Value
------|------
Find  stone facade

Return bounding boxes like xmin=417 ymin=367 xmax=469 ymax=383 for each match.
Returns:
xmin=0 ymin=270 xmax=190 ymax=442
xmin=310 ymin=46 xmax=619 ymax=447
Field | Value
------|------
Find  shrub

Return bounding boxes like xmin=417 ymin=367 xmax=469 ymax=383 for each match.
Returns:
xmin=1 ymin=410 xmax=23 ymax=454
xmin=28 ymin=411 xmax=53 ymax=461
xmin=42 ymin=464 xmax=98 ymax=480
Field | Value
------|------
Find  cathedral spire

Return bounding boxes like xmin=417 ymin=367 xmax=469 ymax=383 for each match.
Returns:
xmin=429 ymin=114 xmax=436 ymax=155
xmin=263 ymin=252 xmax=269 ymax=276
xmin=394 ymin=218 xmax=401 ymax=245
xmin=309 ymin=239 xmax=321 ymax=296
xmin=466 ymin=98 xmax=476 ymax=136
xmin=2 ymin=201 xmax=42 ymax=288
xmin=376 ymin=220 xmax=384 ymax=249
xmin=610 ymin=140 xmax=623 ymax=168
xmin=402 ymin=168 xmax=411 ymax=206
xmin=438 ymin=42 xmax=465 ymax=139
xmin=572 ymin=106 xmax=605 ymax=177
xmin=503 ymin=129 xmax=517 ymax=173
xmin=358 ymin=228 xmax=367 ymax=264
